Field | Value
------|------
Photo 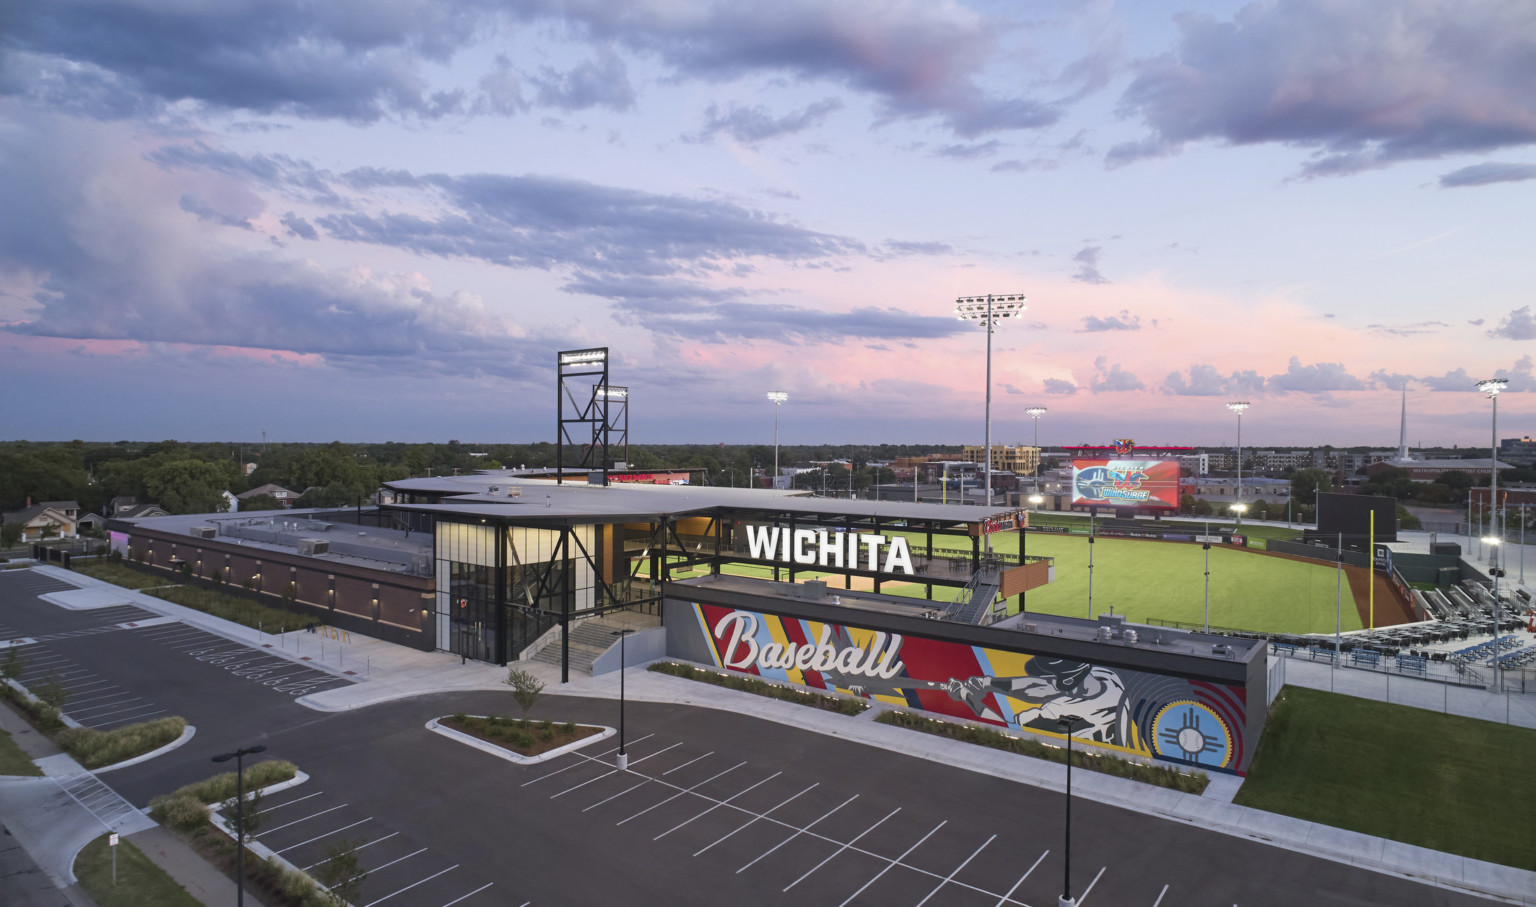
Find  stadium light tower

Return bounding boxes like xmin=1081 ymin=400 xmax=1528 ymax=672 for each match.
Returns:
xmin=1227 ymin=401 xmax=1251 ymax=526
xmin=1478 ymin=377 xmax=1508 ymax=688
xmin=1025 ymin=406 xmax=1047 ymax=494
xmin=767 ymin=391 xmax=788 ymax=487
xmin=956 ymin=293 xmax=1028 ymax=511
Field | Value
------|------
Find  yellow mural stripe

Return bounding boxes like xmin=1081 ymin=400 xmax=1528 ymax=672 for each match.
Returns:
xmin=764 ymin=614 xmax=804 ymax=685
xmin=691 ymin=604 xmax=723 ymax=668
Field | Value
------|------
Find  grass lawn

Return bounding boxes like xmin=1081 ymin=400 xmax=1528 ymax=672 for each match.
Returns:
xmin=891 ymin=529 xmax=1362 ymax=634
xmin=1235 ymin=687 xmax=1536 ymax=870
xmin=70 ymin=560 xmax=168 ymax=590
xmin=145 ymin=585 xmax=312 ymax=634
xmin=75 ymin=834 xmax=201 ymax=907
xmin=0 ymin=726 xmax=41 ymax=776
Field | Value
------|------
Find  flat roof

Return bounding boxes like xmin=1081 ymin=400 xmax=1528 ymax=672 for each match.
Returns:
xmin=387 ymin=473 xmax=1019 ymax=525
xmin=112 ymin=508 xmax=431 ymax=575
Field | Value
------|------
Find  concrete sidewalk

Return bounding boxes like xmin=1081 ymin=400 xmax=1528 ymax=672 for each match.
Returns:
xmin=28 ymin=565 xmax=1536 ymax=905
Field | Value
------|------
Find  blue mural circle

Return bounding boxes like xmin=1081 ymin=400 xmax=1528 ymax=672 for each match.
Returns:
xmin=1152 ymin=701 xmax=1232 ymax=767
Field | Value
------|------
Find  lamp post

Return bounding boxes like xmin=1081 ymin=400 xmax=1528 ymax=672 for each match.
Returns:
xmin=612 ymin=628 xmax=635 ymax=770
xmin=1026 ymin=406 xmax=1047 ymax=495
xmin=1057 ymin=715 xmax=1082 ymax=907
xmin=1227 ymin=402 xmax=1250 ymax=525
xmin=956 ymin=294 xmax=1028 ymax=514
xmin=767 ymin=391 xmax=788 ymax=488
xmin=1026 ymin=493 xmax=1044 ymax=613
xmin=1478 ymin=377 xmax=1508 ymax=690
xmin=1203 ymin=521 xmax=1212 ymax=633
xmin=212 ymin=743 xmax=268 ymax=907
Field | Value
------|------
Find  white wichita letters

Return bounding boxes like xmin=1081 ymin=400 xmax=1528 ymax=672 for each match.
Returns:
xmin=713 ymin=611 xmax=905 ymax=679
xmin=743 ymin=525 xmax=914 ymax=574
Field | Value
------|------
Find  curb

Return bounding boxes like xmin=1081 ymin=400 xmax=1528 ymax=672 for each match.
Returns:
xmin=93 ymin=724 xmax=196 ymax=774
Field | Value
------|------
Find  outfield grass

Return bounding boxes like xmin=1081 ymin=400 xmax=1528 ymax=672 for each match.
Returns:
xmin=892 ymin=529 xmax=1362 ymax=634
xmin=1235 ymin=687 xmax=1536 ymax=870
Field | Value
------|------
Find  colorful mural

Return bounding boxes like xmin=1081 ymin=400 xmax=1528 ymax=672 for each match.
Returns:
xmin=690 ymin=603 xmax=1249 ymax=774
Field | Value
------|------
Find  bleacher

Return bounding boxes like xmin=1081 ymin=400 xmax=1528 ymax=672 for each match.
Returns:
xmin=1491 ymin=645 xmax=1536 ymax=669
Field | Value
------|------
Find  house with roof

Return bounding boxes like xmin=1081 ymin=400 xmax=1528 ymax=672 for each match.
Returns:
xmin=1 ymin=500 xmax=81 ymax=542
xmin=236 ymin=484 xmax=299 ymax=509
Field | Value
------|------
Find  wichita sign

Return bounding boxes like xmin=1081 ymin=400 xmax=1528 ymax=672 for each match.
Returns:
xmin=743 ymin=524 xmax=915 ymax=574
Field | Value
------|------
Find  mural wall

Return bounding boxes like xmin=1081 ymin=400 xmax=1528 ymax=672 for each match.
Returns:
xmin=686 ymin=603 xmax=1250 ymax=774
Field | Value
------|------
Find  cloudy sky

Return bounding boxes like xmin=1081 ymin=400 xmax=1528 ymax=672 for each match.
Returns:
xmin=1 ymin=0 xmax=1532 ymax=448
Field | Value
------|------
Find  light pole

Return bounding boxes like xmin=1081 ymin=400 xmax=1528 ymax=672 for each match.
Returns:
xmin=1203 ymin=521 xmax=1212 ymax=633
xmin=212 ymin=743 xmax=268 ymax=907
xmin=1026 ymin=493 xmax=1043 ymax=613
xmin=1026 ymin=406 xmax=1047 ymax=495
xmin=1227 ymin=402 xmax=1250 ymax=525
xmin=1057 ymin=715 xmax=1081 ymax=907
xmin=956 ymin=294 xmax=1028 ymax=513
xmin=767 ymin=391 xmax=788 ymax=489
xmin=1478 ymin=377 xmax=1508 ymax=689
xmin=612 ymin=628 xmax=635 ymax=770
xmin=1229 ymin=503 xmax=1247 ymax=532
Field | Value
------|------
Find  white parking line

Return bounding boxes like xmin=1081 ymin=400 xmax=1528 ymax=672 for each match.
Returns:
xmin=65 ymin=689 xmax=129 ymax=706
xmin=581 ymin=778 xmax=651 ymax=813
xmin=276 ymin=818 xmax=374 ymax=854
xmin=69 ymin=698 xmax=146 ymax=717
xmin=61 ymin=678 xmax=112 ymax=692
xmin=737 ymin=794 xmax=857 ymax=874
xmin=1151 ymin=883 xmax=1169 ymax=906
xmin=551 ymin=770 xmax=617 ymax=799
xmin=995 ymin=849 xmax=1049 ymax=907
xmin=265 ymin=791 xmax=327 ymax=812
xmin=662 ymin=751 xmax=715 ymax=775
xmin=837 ymin=820 xmax=947 ymax=907
xmin=439 ymin=882 xmax=495 ymax=906
xmin=654 ymin=771 xmax=781 ymax=841
xmin=784 ymin=807 xmax=901 ymax=893
xmin=616 ymin=761 xmax=746 ymax=827
xmin=361 ymin=863 xmax=458 ymax=906
xmin=93 ymin=709 xmax=167 ymax=729
xmin=1077 ymin=865 xmax=1107 ymax=905
xmin=28 ymin=667 xmax=91 ymax=679
xmin=354 ymin=846 xmax=428 ymax=880
xmin=523 ymin=737 xmax=661 ymax=787
xmin=695 ymin=782 xmax=819 ymax=857
xmin=256 ymin=804 xmax=347 ymax=837
xmin=303 ymin=832 xmax=399 ymax=871
xmin=913 ymin=832 xmax=996 ymax=906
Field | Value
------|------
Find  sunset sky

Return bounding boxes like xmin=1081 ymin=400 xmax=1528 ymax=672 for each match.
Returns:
xmin=1 ymin=0 xmax=1532 ymax=449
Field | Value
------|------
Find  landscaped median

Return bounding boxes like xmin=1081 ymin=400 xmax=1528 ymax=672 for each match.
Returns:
xmin=648 ymin=661 xmax=870 ymax=715
xmin=429 ymin=713 xmax=611 ymax=764
xmin=876 ymin=709 xmax=1209 ymax=793
xmin=1 ymin=674 xmax=188 ymax=769
xmin=71 ymin=557 xmax=313 ymax=634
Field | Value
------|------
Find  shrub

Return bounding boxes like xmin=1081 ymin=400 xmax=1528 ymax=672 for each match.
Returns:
xmin=150 ymin=791 xmax=211 ymax=831
xmin=56 ymin=716 xmax=186 ymax=769
xmin=506 ymin=667 xmax=545 ymax=717
xmin=561 ymin=721 xmax=576 ymax=734
xmin=647 ymin=662 xmax=869 ymax=715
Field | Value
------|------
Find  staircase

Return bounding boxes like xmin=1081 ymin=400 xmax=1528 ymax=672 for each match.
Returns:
xmin=942 ymin=558 xmax=1004 ymax=625
xmin=530 ymin=618 xmax=633 ymax=675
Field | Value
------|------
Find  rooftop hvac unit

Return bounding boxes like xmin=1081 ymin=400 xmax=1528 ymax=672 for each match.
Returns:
xmin=410 ymin=553 xmax=432 ymax=574
xmin=190 ymin=526 xmax=217 ymax=539
xmin=297 ymin=539 xmax=330 ymax=556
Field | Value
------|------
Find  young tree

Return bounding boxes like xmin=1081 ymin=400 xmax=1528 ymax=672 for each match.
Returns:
xmin=0 ymin=646 xmax=27 ymax=683
xmin=222 ymin=788 xmax=265 ymax=848
xmin=0 ymin=521 xmax=22 ymax=550
xmin=506 ymin=666 xmax=545 ymax=720
xmin=34 ymin=672 xmax=70 ymax=710
xmin=314 ymin=837 xmax=367 ymax=906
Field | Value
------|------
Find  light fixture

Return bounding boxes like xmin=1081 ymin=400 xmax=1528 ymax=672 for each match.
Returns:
xmin=596 ymin=385 xmax=629 ymax=398
xmin=766 ymin=391 xmax=788 ymax=404
xmin=1229 ymin=503 xmax=1248 ymax=513
xmin=1029 ymin=494 xmax=1044 ymax=506
xmin=558 ymin=349 xmax=607 ymax=366
xmin=955 ymin=293 xmax=1028 ymax=515
xmin=768 ymin=392 xmax=789 ymax=486
xmin=1476 ymin=378 xmax=1508 ymax=397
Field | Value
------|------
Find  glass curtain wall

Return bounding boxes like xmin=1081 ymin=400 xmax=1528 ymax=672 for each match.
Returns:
xmin=435 ymin=521 xmax=500 ymax=662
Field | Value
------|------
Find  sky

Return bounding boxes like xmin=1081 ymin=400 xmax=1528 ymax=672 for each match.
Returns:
xmin=0 ymin=0 xmax=1532 ymax=450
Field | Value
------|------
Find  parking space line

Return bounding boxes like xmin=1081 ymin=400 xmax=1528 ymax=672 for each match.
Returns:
xmin=276 ymin=818 xmax=374 ymax=854
xmin=93 ymin=709 xmax=167 ymax=729
xmin=581 ymin=778 xmax=650 ymax=813
xmin=616 ymin=761 xmax=747 ymax=827
xmin=440 ymin=882 xmax=495 ymax=906
xmin=695 ymin=782 xmax=818 ymax=857
xmin=913 ymin=832 xmax=996 ymax=906
xmin=302 ymin=832 xmax=399 ymax=871
xmin=1076 ymin=865 xmax=1107 ymax=905
xmin=26 ymin=667 xmax=90 ymax=679
xmin=522 ymin=736 xmax=661 ymax=787
xmin=361 ymin=863 xmax=458 ymax=907
xmin=662 ymin=751 xmax=715 ymax=775
xmin=69 ymin=699 xmax=146 ymax=718
xmin=355 ymin=846 xmax=428 ymax=880
xmin=837 ymin=820 xmax=947 ymax=907
xmin=654 ymin=771 xmax=781 ymax=841
xmin=256 ymin=804 xmax=347 ymax=837
xmin=783 ymin=807 xmax=901 ymax=893
xmin=1151 ymin=883 xmax=1169 ymax=906
xmin=265 ymin=791 xmax=326 ymax=812
xmin=551 ymin=770 xmax=617 ymax=799
xmin=994 ymin=849 xmax=1049 ymax=907
xmin=61 ymin=678 xmax=112 ymax=692
xmin=737 ymin=794 xmax=857 ymax=874
xmin=65 ymin=689 xmax=129 ymax=706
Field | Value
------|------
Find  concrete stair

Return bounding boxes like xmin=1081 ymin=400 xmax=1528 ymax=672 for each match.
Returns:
xmin=530 ymin=618 xmax=630 ymax=674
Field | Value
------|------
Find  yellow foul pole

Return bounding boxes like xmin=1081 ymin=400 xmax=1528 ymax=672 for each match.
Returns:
xmin=1369 ymin=510 xmax=1375 ymax=630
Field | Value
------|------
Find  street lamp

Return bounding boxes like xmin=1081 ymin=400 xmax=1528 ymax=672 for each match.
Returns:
xmin=1227 ymin=402 xmax=1250 ymax=525
xmin=1484 ymin=536 xmax=1505 ymax=690
xmin=956 ymin=294 xmax=1028 ymax=512
xmin=1057 ymin=715 xmax=1082 ymax=907
xmin=212 ymin=743 xmax=268 ymax=907
xmin=767 ymin=391 xmax=788 ymax=488
xmin=1026 ymin=406 xmax=1047 ymax=494
xmin=1025 ymin=493 xmax=1044 ymax=613
xmin=612 ymin=628 xmax=636 ymax=770
xmin=1203 ymin=522 xmax=1212 ymax=633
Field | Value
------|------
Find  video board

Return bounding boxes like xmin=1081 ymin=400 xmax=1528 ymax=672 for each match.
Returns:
xmin=1071 ymin=459 xmax=1181 ymax=509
